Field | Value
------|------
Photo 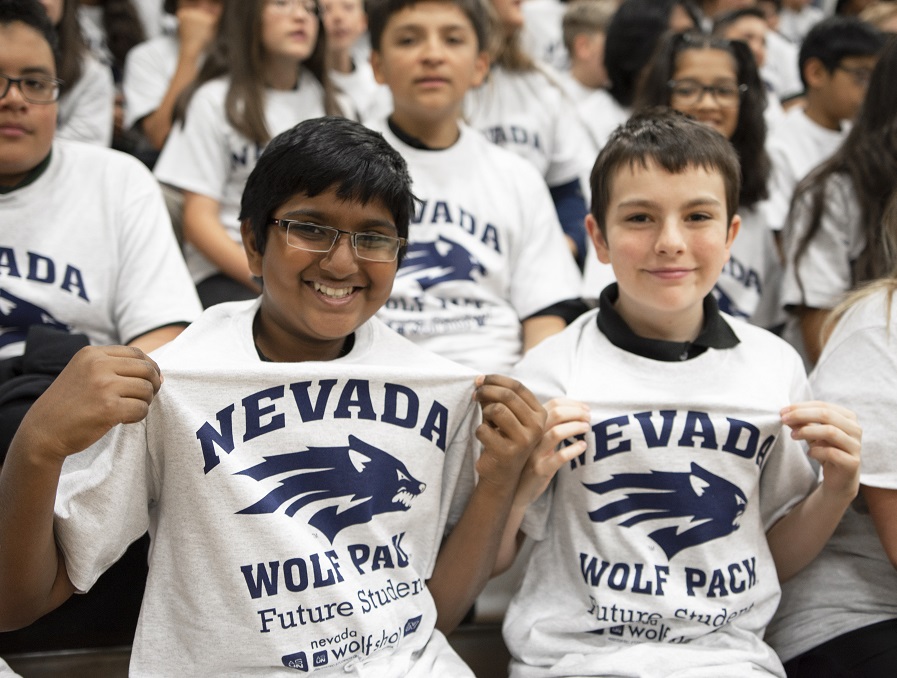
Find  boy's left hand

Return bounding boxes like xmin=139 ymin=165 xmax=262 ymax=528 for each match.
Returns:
xmin=781 ymin=401 xmax=862 ymax=499
xmin=473 ymin=375 xmax=547 ymax=491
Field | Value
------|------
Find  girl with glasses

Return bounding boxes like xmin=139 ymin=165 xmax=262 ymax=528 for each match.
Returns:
xmin=154 ymin=0 xmax=345 ymax=308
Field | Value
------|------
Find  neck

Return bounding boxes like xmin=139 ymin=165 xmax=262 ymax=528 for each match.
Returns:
xmin=390 ymin=109 xmax=461 ymax=149
xmin=803 ymin=96 xmax=842 ymax=132
xmin=254 ymin=312 xmax=349 ymax=363
xmin=265 ymin=56 xmax=301 ymax=90
xmin=570 ymin=62 xmax=603 ymax=90
xmin=329 ymin=49 xmax=354 ymax=74
xmin=615 ymin=298 xmax=704 ymax=344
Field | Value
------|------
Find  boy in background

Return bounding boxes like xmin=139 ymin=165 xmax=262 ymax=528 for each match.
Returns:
xmin=765 ymin=16 xmax=884 ymax=233
xmin=367 ymin=0 xmax=582 ymax=376
xmin=496 ymin=110 xmax=862 ymax=677
xmin=557 ymin=0 xmax=617 ymax=104
xmin=0 ymin=115 xmax=548 ymax=676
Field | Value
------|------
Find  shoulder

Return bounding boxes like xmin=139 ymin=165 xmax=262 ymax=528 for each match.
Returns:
xmin=52 ymin=139 xmax=156 ymax=180
xmin=460 ymin=124 xmax=548 ymax=184
xmin=126 ymin=34 xmax=179 ymax=70
xmin=724 ymin=315 xmax=804 ymax=367
xmin=365 ymin=317 xmax=481 ymax=376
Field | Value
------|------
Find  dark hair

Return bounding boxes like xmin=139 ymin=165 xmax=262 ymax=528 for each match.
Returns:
xmin=164 ymin=0 xmax=177 ymax=14
xmin=604 ymin=0 xmax=696 ymax=108
xmin=589 ymin=108 xmax=741 ymax=232
xmin=49 ymin=0 xmax=86 ymax=90
xmin=96 ymin=0 xmax=146 ymax=78
xmin=635 ymin=30 xmax=769 ymax=208
xmin=176 ymin=0 xmax=340 ymax=146
xmin=0 ymin=0 xmax=61 ymax=71
xmin=711 ymin=6 xmax=766 ymax=35
xmin=791 ymin=35 xmax=897 ymax=290
xmin=240 ymin=116 xmax=415 ymax=261
xmin=368 ymin=0 xmax=490 ymax=52
xmin=798 ymin=16 xmax=885 ymax=89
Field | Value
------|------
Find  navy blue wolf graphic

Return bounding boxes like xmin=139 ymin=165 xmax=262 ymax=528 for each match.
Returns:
xmin=236 ymin=435 xmax=426 ymax=543
xmin=397 ymin=236 xmax=486 ymax=290
xmin=712 ymin=285 xmax=748 ymax=319
xmin=584 ymin=463 xmax=748 ymax=559
xmin=0 ymin=289 xmax=71 ymax=351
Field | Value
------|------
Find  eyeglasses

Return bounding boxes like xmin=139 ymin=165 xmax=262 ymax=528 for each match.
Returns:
xmin=269 ymin=219 xmax=406 ymax=262
xmin=835 ymin=64 xmax=873 ymax=87
xmin=0 ymin=73 xmax=63 ymax=104
xmin=668 ymin=79 xmax=747 ymax=108
xmin=266 ymin=0 xmax=319 ymax=16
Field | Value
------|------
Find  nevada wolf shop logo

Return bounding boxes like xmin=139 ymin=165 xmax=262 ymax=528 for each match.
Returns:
xmin=398 ymin=236 xmax=485 ymax=290
xmin=585 ymin=463 xmax=747 ymax=559
xmin=0 ymin=288 xmax=71 ymax=350
xmin=236 ymin=435 xmax=426 ymax=542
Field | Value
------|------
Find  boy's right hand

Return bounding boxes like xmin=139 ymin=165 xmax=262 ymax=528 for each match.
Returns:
xmin=20 ymin=346 xmax=162 ymax=464
xmin=514 ymin=398 xmax=591 ymax=509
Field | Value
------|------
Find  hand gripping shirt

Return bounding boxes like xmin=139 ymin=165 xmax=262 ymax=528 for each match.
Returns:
xmin=54 ymin=300 xmax=482 ymax=677
xmin=504 ymin=309 xmax=818 ymax=678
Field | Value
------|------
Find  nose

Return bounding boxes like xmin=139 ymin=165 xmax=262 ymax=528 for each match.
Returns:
xmin=0 ymin=80 xmax=27 ymax=106
xmin=421 ymin=35 xmax=446 ymax=62
xmin=319 ymin=231 xmax=359 ymax=273
xmin=655 ymin=219 xmax=686 ymax=255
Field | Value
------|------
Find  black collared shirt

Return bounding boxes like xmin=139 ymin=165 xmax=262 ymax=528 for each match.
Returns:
xmin=597 ymin=283 xmax=740 ymax=362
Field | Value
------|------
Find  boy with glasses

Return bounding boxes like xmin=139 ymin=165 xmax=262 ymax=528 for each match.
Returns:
xmin=0 ymin=114 xmax=550 ymax=676
xmin=765 ymin=16 xmax=885 ymax=234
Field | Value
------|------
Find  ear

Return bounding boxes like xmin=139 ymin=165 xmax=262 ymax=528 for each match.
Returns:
xmin=370 ymin=49 xmax=386 ymax=85
xmin=572 ymin=33 xmax=591 ymax=61
xmin=586 ymin=213 xmax=611 ymax=265
xmin=723 ymin=213 xmax=741 ymax=262
xmin=471 ymin=50 xmax=491 ymax=89
xmin=242 ymin=219 xmax=264 ymax=278
xmin=803 ymin=57 xmax=829 ymax=89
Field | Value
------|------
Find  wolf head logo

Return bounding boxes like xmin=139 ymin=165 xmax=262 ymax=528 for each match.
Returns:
xmin=397 ymin=236 xmax=486 ymax=290
xmin=584 ymin=463 xmax=748 ymax=559
xmin=712 ymin=286 xmax=748 ymax=319
xmin=0 ymin=288 xmax=71 ymax=350
xmin=236 ymin=435 xmax=426 ymax=543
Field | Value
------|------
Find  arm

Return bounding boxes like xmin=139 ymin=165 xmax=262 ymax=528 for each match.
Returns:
xmin=0 ymin=346 xmax=161 ymax=630
xmin=766 ymin=401 xmax=861 ymax=582
xmin=862 ymin=485 xmax=897 ymax=570
xmin=796 ymin=306 xmax=830 ymax=366
xmin=427 ymin=375 xmax=545 ymax=634
xmin=183 ymin=192 xmax=261 ymax=292
xmin=128 ymin=324 xmax=187 ymax=353
xmin=522 ymin=315 xmax=566 ymax=353
xmin=140 ymin=8 xmax=219 ymax=150
xmin=493 ymin=398 xmax=590 ymax=575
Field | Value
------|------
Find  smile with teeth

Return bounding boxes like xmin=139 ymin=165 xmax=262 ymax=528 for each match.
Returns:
xmin=313 ymin=281 xmax=355 ymax=299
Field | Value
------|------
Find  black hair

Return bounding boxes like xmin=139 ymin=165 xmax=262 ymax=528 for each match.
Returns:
xmin=712 ymin=6 xmax=767 ymax=34
xmin=635 ymin=30 xmax=769 ymax=209
xmin=604 ymin=0 xmax=696 ymax=108
xmin=590 ymin=108 xmax=742 ymax=233
xmin=367 ymin=0 xmax=490 ymax=52
xmin=164 ymin=0 xmax=177 ymax=14
xmin=240 ymin=117 xmax=415 ymax=261
xmin=791 ymin=35 xmax=897 ymax=291
xmin=798 ymin=16 xmax=885 ymax=89
xmin=0 ymin=0 xmax=61 ymax=69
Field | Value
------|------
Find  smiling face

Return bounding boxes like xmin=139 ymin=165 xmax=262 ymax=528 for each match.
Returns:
xmin=243 ymin=186 xmax=399 ymax=362
xmin=0 ymin=21 xmax=58 ymax=187
xmin=669 ymin=47 xmax=741 ymax=140
xmin=371 ymin=1 xmax=488 ymax=140
xmin=588 ymin=159 xmax=739 ymax=342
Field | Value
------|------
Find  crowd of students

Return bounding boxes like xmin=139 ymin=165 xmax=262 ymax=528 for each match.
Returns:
xmin=0 ymin=0 xmax=895 ymax=676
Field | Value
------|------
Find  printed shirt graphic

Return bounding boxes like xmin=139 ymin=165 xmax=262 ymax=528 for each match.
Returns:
xmin=54 ymin=300 xmax=480 ymax=677
xmin=503 ymin=310 xmax=817 ymax=678
xmin=0 ymin=140 xmax=200 ymax=359
xmin=372 ymin=121 xmax=581 ymax=375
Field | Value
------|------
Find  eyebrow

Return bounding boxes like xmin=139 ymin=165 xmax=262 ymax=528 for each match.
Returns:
xmin=17 ymin=66 xmax=56 ymax=76
xmin=281 ymin=208 xmax=398 ymax=232
xmin=616 ymin=197 xmax=724 ymax=210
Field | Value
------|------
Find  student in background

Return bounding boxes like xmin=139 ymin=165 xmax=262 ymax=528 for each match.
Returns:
xmin=766 ymin=194 xmax=897 ymax=678
xmin=781 ymin=35 xmax=897 ymax=366
xmin=38 ymin=0 xmax=115 ymax=145
xmin=154 ymin=0 xmax=344 ymax=308
xmin=861 ymin=1 xmax=897 ymax=32
xmin=778 ymin=0 xmax=825 ymax=43
xmin=556 ymin=0 xmax=617 ymax=104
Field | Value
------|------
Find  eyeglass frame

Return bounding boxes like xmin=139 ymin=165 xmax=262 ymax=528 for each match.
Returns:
xmin=0 ymin=73 xmax=64 ymax=104
xmin=268 ymin=218 xmax=407 ymax=262
xmin=265 ymin=0 xmax=319 ymax=16
xmin=667 ymin=78 xmax=749 ymax=109
xmin=834 ymin=64 xmax=873 ymax=87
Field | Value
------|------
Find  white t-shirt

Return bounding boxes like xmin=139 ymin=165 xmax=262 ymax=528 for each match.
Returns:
xmin=521 ymin=0 xmax=569 ymax=72
xmin=503 ymin=310 xmax=817 ymax=678
xmin=329 ymin=60 xmax=393 ymax=125
xmin=765 ymin=288 xmax=897 ymax=662
xmin=765 ymin=107 xmax=847 ymax=232
xmin=464 ymin=65 xmax=593 ymax=189
xmin=0 ymin=140 xmax=201 ymax=359
xmin=55 ymin=300 xmax=482 ymax=677
xmin=56 ymin=53 xmax=115 ymax=147
xmin=122 ymin=33 xmax=180 ymax=129
xmin=778 ymin=7 xmax=825 ymax=45
xmin=371 ymin=121 xmax=582 ymax=376
xmin=576 ymin=88 xmax=629 ymax=159
xmin=154 ymin=74 xmax=326 ymax=283
xmin=780 ymin=172 xmax=864 ymax=361
xmin=762 ymin=32 xmax=803 ymax=102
